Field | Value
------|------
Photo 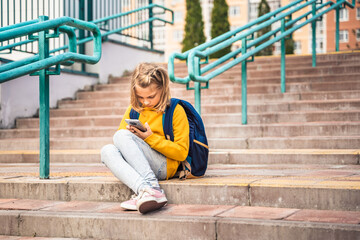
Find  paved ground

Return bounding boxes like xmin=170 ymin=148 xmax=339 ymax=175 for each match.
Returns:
xmin=0 ymin=163 xmax=359 ymax=239
xmin=0 ymin=162 xmax=360 ymax=188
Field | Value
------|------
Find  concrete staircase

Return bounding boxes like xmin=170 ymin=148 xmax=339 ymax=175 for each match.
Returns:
xmin=0 ymin=52 xmax=359 ymax=239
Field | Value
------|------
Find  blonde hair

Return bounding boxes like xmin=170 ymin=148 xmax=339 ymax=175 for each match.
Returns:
xmin=130 ymin=63 xmax=171 ymax=113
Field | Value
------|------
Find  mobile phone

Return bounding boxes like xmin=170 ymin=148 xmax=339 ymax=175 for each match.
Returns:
xmin=125 ymin=119 xmax=147 ymax=132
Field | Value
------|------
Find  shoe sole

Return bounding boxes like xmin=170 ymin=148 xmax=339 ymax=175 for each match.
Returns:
xmin=120 ymin=202 xmax=137 ymax=211
xmin=137 ymin=200 xmax=167 ymax=214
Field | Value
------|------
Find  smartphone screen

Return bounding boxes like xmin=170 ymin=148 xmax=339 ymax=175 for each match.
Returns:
xmin=125 ymin=119 xmax=147 ymax=132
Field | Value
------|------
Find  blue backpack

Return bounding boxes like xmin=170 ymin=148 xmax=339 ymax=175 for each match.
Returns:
xmin=130 ymin=98 xmax=209 ymax=179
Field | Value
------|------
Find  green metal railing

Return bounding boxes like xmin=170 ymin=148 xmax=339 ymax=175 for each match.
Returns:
xmin=0 ymin=4 xmax=173 ymax=179
xmin=0 ymin=16 xmax=102 ymax=179
xmin=168 ymin=0 xmax=355 ymax=124
xmin=0 ymin=4 xmax=173 ymax=76
xmin=1 ymin=0 xmax=166 ymax=55
xmin=1 ymin=1 xmax=173 ymax=73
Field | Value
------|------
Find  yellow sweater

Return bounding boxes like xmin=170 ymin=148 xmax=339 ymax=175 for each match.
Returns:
xmin=118 ymin=105 xmax=190 ymax=179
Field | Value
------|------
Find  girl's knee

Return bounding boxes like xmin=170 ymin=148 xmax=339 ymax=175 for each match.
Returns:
xmin=113 ymin=129 xmax=134 ymax=149
xmin=100 ymin=144 xmax=118 ymax=163
xmin=113 ymin=129 xmax=131 ymax=142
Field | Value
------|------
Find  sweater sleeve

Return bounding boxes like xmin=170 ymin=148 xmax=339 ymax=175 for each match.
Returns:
xmin=118 ymin=105 xmax=132 ymax=130
xmin=145 ymin=105 xmax=189 ymax=162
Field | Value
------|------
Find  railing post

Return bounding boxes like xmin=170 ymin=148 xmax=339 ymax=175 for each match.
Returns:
xmin=38 ymin=16 xmax=50 ymax=179
xmin=79 ymin=0 xmax=86 ymax=72
xmin=280 ymin=18 xmax=286 ymax=93
xmin=87 ymin=0 xmax=93 ymax=24
xmin=194 ymin=57 xmax=201 ymax=115
xmin=241 ymin=38 xmax=247 ymax=124
xmin=148 ymin=0 xmax=154 ymax=50
xmin=312 ymin=1 xmax=317 ymax=67
xmin=335 ymin=4 xmax=340 ymax=51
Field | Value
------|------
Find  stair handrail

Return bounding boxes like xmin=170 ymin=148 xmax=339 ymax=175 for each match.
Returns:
xmin=167 ymin=0 xmax=304 ymax=84
xmin=0 ymin=4 xmax=173 ymax=75
xmin=0 ymin=16 xmax=102 ymax=179
xmin=0 ymin=4 xmax=174 ymax=179
xmin=168 ymin=0 xmax=355 ymax=124
xmin=0 ymin=16 xmax=102 ymax=82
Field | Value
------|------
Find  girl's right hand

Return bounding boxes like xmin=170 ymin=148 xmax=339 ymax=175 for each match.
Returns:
xmin=127 ymin=122 xmax=152 ymax=140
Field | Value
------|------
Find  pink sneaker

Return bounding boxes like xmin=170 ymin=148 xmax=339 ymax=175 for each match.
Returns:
xmin=136 ymin=188 xmax=167 ymax=214
xmin=120 ymin=194 xmax=139 ymax=211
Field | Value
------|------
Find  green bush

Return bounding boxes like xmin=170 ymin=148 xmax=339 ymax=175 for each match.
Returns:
xmin=182 ymin=0 xmax=206 ymax=52
xmin=255 ymin=0 xmax=273 ymax=56
xmin=210 ymin=0 xmax=231 ymax=58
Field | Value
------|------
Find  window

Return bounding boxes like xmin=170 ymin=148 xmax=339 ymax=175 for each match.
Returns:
xmin=339 ymin=30 xmax=349 ymax=42
xmin=156 ymin=0 xmax=165 ymax=5
xmin=174 ymin=11 xmax=183 ymax=23
xmin=316 ymin=20 xmax=324 ymax=34
xmin=173 ymin=30 xmax=183 ymax=42
xmin=356 ymin=29 xmax=360 ymax=41
xmin=171 ymin=0 xmax=181 ymax=6
xmin=230 ymin=25 xmax=240 ymax=31
xmin=123 ymin=0 xmax=130 ymax=7
xmin=154 ymin=30 xmax=165 ymax=43
xmin=294 ymin=41 xmax=302 ymax=53
xmin=229 ymin=6 xmax=240 ymax=17
xmin=249 ymin=4 xmax=258 ymax=16
xmin=339 ymin=8 xmax=349 ymax=21
xmin=357 ymin=7 xmax=360 ymax=20
xmin=249 ymin=4 xmax=258 ymax=21
xmin=309 ymin=37 xmax=325 ymax=53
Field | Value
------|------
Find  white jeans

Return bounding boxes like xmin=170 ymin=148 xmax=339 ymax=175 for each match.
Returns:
xmin=101 ymin=129 xmax=167 ymax=194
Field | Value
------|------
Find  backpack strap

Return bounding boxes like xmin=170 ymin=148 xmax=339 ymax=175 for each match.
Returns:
xmin=130 ymin=108 xmax=140 ymax=119
xmin=163 ymin=98 xmax=180 ymax=141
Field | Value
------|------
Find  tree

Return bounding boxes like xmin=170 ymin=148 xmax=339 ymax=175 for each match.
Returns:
xmin=285 ymin=21 xmax=295 ymax=54
xmin=285 ymin=37 xmax=295 ymax=54
xmin=210 ymin=0 xmax=231 ymax=58
xmin=255 ymin=0 xmax=273 ymax=56
xmin=182 ymin=0 xmax=206 ymax=52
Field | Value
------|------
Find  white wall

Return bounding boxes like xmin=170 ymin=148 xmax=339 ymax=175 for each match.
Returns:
xmin=0 ymin=43 xmax=165 ymax=128
xmin=94 ymin=41 xmax=165 ymax=84
xmin=0 ymin=72 xmax=98 ymax=128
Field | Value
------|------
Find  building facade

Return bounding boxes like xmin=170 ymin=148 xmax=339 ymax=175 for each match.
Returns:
xmin=326 ymin=2 xmax=360 ymax=52
xmin=158 ymin=0 xmax=358 ymax=59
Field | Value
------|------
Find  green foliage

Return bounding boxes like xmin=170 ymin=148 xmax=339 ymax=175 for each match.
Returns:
xmin=182 ymin=0 xmax=206 ymax=52
xmin=285 ymin=21 xmax=295 ymax=54
xmin=285 ymin=37 xmax=295 ymax=54
xmin=210 ymin=0 xmax=231 ymax=58
xmin=255 ymin=0 xmax=273 ymax=56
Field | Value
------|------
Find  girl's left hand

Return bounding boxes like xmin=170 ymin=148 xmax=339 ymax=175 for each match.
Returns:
xmin=126 ymin=122 xmax=152 ymax=140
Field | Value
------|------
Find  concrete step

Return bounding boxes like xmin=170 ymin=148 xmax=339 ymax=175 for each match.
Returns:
xmin=2 ymin=122 xmax=359 ymax=139
xmin=0 ymin=235 xmax=82 ymax=240
xmin=0 ymin=135 xmax=359 ymax=150
xmin=1 ymin=199 xmax=359 ymax=240
xmin=0 ymin=149 xmax=358 ymax=165
xmin=209 ymin=136 xmax=360 ymax=149
xmin=159 ymin=56 xmax=360 ymax=73
xmin=15 ymin=110 xmax=360 ymax=129
xmin=109 ymin=72 xmax=360 ymax=87
xmin=57 ymin=90 xmax=360 ymax=109
xmin=168 ymin=64 xmax=360 ymax=79
xmin=203 ymin=99 xmax=360 ymax=114
xmin=0 ymin=163 xmax=359 ymax=211
xmin=49 ymin=99 xmax=360 ymax=117
xmin=247 ymin=65 xmax=360 ymax=78
xmin=78 ymin=81 xmax=360 ymax=97
xmin=0 ymin=199 xmax=359 ymax=240
xmin=169 ymin=52 xmax=360 ymax=66
xmin=157 ymin=54 xmax=360 ymax=79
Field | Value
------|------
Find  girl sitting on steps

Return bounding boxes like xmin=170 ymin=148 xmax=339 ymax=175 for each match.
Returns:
xmin=100 ymin=63 xmax=189 ymax=214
